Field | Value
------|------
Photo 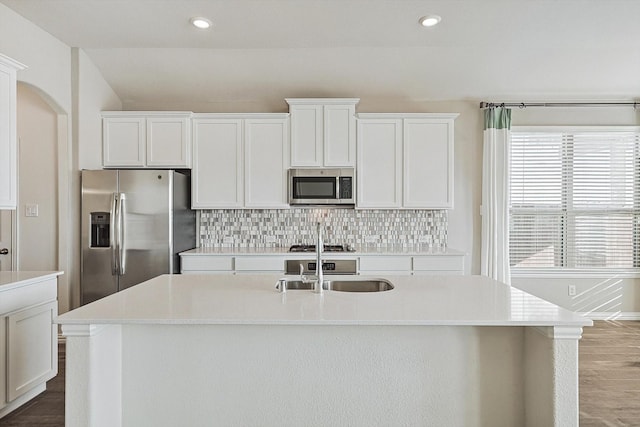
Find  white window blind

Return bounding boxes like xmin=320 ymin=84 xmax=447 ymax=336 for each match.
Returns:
xmin=509 ymin=128 xmax=640 ymax=271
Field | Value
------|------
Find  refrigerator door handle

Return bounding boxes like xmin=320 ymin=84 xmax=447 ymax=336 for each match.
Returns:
xmin=111 ymin=192 xmax=119 ymax=275
xmin=119 ymin=192 xmax=127 ymax=275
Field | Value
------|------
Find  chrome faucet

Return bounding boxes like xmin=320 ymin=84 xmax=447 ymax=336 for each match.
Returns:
xmin=314 ymin=222 xmax=324 ymax=294
xmin=297 ymin=223 xmax=325 ymax=293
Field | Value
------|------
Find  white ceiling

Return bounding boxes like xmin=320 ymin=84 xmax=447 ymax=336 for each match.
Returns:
xmin=2 ymin=0 xmax=640 ymax=111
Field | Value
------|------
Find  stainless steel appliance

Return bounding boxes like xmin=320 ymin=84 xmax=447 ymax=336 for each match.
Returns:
xmin=286 ymin=243 xmax=357 ymax=275
xmin=285 ymin=259 xmax=357 ymax=275
xmin=288 ymin=168 xmax=355 ymax=206
xmin=81 ymin=169 xmax=196 ymax=305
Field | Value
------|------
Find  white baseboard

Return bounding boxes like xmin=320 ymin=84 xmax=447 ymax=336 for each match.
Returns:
xmin=580 ymin=311 xmax=640 ymax=321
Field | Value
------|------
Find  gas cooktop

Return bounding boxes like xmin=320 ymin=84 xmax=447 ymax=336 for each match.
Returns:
xmin=289 ymin=244 xmax=350 ymax=253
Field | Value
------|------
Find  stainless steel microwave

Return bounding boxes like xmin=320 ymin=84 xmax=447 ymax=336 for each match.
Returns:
xmin=288 ymin=168 xmax=355 ymax=206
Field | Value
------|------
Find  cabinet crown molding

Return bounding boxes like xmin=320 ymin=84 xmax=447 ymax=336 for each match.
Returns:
xmin=101 ymin=111 xmax=192 ymax=118
xmin=357 ymin=113 xmax=459 ymax=120
xmin=192 ymin=113 xmax=289 ymax=120
xmin=286 ymin=98 xmax=360 ymax=106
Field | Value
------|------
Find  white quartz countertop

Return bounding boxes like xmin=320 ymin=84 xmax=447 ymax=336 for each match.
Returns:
xmin=180 ymin=247 xmax=464 ymax=256
xmin=57 ymin=273 xmax=591 ymax=327
xmin=0 ymin=271 xmax=62 ymax=291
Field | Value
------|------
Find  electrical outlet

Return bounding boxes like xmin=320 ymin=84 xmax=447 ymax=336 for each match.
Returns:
xmin=568 ymin=285 xmax=577 ymax=296
xmin=364 ymin=235 xmax=379 ymax=243
xmin=265 ymin=235 xmax=276 ymax=243
xmin=223 ymin=236 xmax=234 ymax=244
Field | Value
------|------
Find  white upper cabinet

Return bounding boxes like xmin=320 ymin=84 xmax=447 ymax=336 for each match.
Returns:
xmin=192 ymin=117 xmax=244 ymax=209
xmin=357 ymin=118 xmax=402 ymax=208
xmin=286 ymin=98 xmax=358 ymax=167
xmin=244 ymin=118 xmax=289 ymax=208
xmin=192 ymin=114 xmax=289 ymax=209
xmin=357 ymin=113 xmax=458 ymax=209
xmin=102 ymin=112 xmax=191 ymax=168
xmin=0 ymin=54 xmax=26 ymax=210
xmin=403 ymin=118 xmax=455 ymax=208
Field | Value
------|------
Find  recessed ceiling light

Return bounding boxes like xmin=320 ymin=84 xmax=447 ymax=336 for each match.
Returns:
xmin=419 ymin=15 xmax=441 ymax=27
xmin=190 ymin=17 xmax=212 ymax=29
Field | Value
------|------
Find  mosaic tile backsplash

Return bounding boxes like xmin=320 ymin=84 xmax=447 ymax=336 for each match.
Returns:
xmin=199 ymin=209 xmax=447 ymax=250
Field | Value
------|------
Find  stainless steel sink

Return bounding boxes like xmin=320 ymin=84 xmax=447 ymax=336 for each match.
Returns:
xmin=276 ymin=278 xmax=394 ymax=292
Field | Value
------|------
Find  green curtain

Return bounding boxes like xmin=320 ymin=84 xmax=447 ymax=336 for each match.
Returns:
xmin=484 ymin=107 xmax=512 ymax=130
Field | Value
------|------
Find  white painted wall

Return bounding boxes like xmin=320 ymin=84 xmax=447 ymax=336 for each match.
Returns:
xmin=0 ymin=3 xmax=71 ymax=115
xmin=16 ymin=84 xmax=57 ymax=272
xmin=76 ymin=49 xmax=122 ymax=170
xmin=0 ymin=4 xmax=122 ymax=311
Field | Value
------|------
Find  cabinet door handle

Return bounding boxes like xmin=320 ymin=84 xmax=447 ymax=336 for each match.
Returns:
xmin=0 ymin=248 xmax=8 ymax=255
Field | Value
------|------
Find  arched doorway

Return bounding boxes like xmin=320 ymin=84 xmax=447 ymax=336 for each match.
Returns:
xmin=0 ymin=82 xmax=71 ymax=313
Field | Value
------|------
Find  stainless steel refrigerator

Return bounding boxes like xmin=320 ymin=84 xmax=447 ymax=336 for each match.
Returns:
xmin=81 ymin=169 xmax=196 ymax=305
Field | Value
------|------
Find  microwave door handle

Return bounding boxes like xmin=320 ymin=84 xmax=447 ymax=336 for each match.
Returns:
xmin=119 ymin=193 xmax=127 ymax=275
xmin=110 ymin=193 xmax=118 ymax=275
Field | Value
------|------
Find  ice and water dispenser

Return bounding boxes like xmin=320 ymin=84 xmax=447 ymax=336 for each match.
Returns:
xmin=90 ymin=212 xmax=110 ymax=248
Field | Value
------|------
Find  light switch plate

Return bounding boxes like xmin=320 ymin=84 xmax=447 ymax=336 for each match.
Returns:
xmin=25 ymin=204 xmax=39 ymax=217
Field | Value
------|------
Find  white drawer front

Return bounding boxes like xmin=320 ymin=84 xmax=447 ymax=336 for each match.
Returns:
xmin=0 ymin=278 xmax=57 ymax=315
xmin=181 ymin=256 xmax=233 ymax=272
xmin=359 ymin=256 xmax=411 ymax=271
xmin=234 ymin=256 xmax=285 ymax=272
xmin=413 ymin=256 xmax=464 ymax=272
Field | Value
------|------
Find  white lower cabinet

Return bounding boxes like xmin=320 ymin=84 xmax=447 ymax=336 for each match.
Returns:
xmin=0 ymin=317 xmax=5 ymax=411
xmin=180 ymin=254 xmax=464 ymax=276
xmin=358 ymin=256 xmax=412 ymax=276
xmin=181 ymin=255 xmax=285 ymax=274
xmin=412 ymin=255 xmax=465 ymax=276
xmin=181 ymin=256 xmax=234 ymax=274
xmin=234 ymin=256 xmax=286 ymax=273
xmin=7 ymin=301 xmax=57 ymax=402
xmin=0 ymin=274 xmax=58 ymax=419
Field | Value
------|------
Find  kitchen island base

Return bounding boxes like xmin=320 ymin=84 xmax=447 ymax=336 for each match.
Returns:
xmin=62 ymin=322 xmax=582 ymax=427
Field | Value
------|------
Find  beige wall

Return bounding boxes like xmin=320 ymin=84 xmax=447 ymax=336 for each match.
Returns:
xmin=1 ymin=4 xmax=122 ymax=312
xmin=16 ymin=83 xmax=58 ymax=272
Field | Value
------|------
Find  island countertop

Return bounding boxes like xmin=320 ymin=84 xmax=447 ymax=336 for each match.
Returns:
xmin=56 ymin=273 xmax=591 ymax=327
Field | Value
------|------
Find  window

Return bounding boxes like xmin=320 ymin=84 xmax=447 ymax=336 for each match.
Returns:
xmin=509 ymin=127 xmax=640 ymax=273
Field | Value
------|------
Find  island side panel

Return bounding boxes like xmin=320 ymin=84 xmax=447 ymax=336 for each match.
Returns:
xmin=524 ymin=326 xmax=582 ymax=427
xmin=121 ymin=324 xmax=525 ymax=427
xmin=63 ymin=324 xmax=122 ymax=427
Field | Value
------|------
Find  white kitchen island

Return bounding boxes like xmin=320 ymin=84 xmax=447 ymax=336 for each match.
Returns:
xmin=57 ymin=273 xmax=591 ymax=427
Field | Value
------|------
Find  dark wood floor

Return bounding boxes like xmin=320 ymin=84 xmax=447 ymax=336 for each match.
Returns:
xmin=1 ymin=322 xmax=639 ymax=426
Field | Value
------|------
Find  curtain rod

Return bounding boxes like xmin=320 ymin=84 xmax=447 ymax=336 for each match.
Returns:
xmin=479 ymin=101 xmax=639 ymax=109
